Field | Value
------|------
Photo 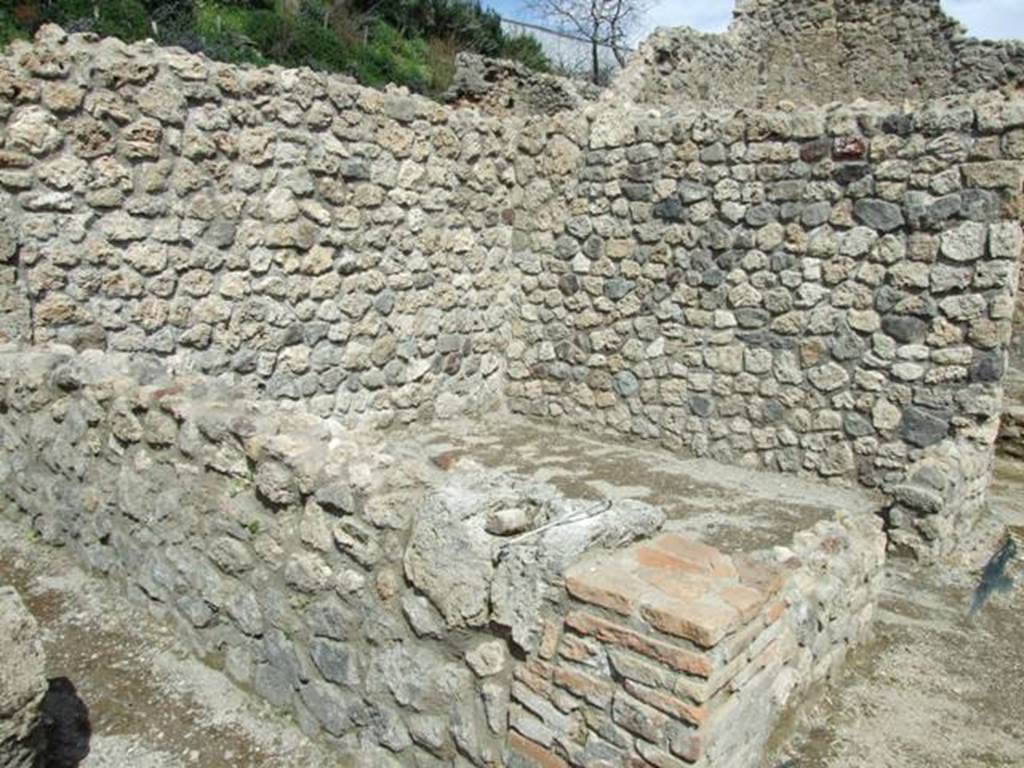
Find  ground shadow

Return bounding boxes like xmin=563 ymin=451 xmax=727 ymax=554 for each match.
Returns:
xmin=38 ymin=677 xmax=91 ymax=768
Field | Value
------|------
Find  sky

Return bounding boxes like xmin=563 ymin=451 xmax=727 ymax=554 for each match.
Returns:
xmin=485 ymin=0 xmax=1024 ymax=42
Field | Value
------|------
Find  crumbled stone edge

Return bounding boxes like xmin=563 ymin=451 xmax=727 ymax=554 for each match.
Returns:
xmin=0 ymin=585 xmax=47 ymax=768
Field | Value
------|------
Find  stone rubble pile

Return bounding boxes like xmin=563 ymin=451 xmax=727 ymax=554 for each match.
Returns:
xmin=0 ymin=586 xmax=46 ymax=768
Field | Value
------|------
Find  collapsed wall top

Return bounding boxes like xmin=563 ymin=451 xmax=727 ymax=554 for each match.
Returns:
xmin=610 ymin=0 xmax=1024 ymax=109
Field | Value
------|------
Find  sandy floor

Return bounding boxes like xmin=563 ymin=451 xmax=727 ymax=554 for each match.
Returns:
xmin=769 ymin=458 xmax=1024 ymax=768
xmin=0 ymin=520 xmax=339 ymax=768
xmin=397 ymin=417 xmax=876 ymax=553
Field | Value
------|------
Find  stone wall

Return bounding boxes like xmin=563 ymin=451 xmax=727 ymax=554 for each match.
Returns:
xmin=0 ymin=26 xmax=544 ymax=427
xmin=1000 ymin=284 xmax=1024 ymax=458
xmin=506 ymin=98 xmax=1024 ymax=556
xmin=2 ymin=28 xmax=1023 ymax=557
xmin=610 ymin=0 xmax=1024 ymax=109
xmin=0 ymin=346 xmax=885 ymax=768
xmin=1012 ymin=283 xmax=1024 ymax=372
xmin=0 ymin=346 xmax=576 ymax=767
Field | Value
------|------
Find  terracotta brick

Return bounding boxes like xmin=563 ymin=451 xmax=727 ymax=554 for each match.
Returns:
xmin=538 ymin=617 xmax=562 ymax=660
xmin=673 ymin=672 xmax=716 ymax=706
xmin=641 ymin=534 xmax=738 ymax=579
xmin=623 ymin=679 xmax=708 ymax=727
xmin=508 ymin=731 xmax=569 ymax=768
xmin=634 ymin=544 xmax=703 ymax=575
xmin=549 ymin=686 xmax=584 ymax=714
xmin=565 ymin=560 xmax=644 ymax=616
xmin=514 ymin=658 xmax=554 ymax=695
xmin=669 ymin=725 xmax=706 ymax=764
xmin=716 ymin=613 xmax=769 ymax=663
xmin=640 ymin=593 xmax=739 ymax=648
xmin=635 ymin=568 xmax=711 ymax=602
xmin=612 ymin=691 xmax=670 ymax=743
xmin=607 ymin=648 xmax=676 ymax=689
xmin=701 ymin=643 xmax=756 ymax=699
xmin=733 ymin=553 xmax=789 ymax=596
xmin=582 ymin=708 xmax=634 ymax=750
xmin=552 ymin=665 xmax=614 ymax=707
xmin=565 ymin=611 xmax=714 ymax=678
xmin=763 ymin=597 xmax=786 ymax=624
xmin=637 ymin=740 xmax=693 ymax=768
xmin=717 ymin=583 xmax=767 ymax=622
xmin=559 ymin=632 xmax=603 ymax=664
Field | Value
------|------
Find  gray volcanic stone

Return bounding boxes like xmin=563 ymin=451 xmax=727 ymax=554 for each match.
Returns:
xmin=854 ymin=199 xmax=904 ymax=232
xmin=254 ymin=460 xmax=298 ymax=506
xmin=891 ymin=484 xmax=945 ymax=515
xmin=401 ymin=592 xmax=446 ymax=640
xmin=310 ymin=639 xmax=361 ymax=686
xmin=305 ymin=595 xmax=360 ymax=641
xmin=653 ymin=198 xmax=684 ymax=221
xmin=899 ymin=406 xmax=950 ymax=448
xmin=403 ymin=489 xmax=494 ymax=629
xmin=745 ymin=203 xmax=778 ymax=227
xmin=300 ymin=680 xmax=360 ymax=737
xmin=614 ymin=371 xmax=640 ymax=397
xmin=843 ymin=412 xmax=875 ymax=438
xmin=605 ymin=277 xmax=635 ymax=300
xmin=808 ymin=363 xmax=850 ymax=392
xmin=940 ymin=222 xmax=987 ymax=262
xmin=970 ymin=351 xmax=1005 ymax=383
xmin=882 ymin=315 xmax=928 ymax=344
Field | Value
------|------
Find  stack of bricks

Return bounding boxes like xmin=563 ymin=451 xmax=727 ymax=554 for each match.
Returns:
xmin=507 ymin=533 xmax=801 ymax=767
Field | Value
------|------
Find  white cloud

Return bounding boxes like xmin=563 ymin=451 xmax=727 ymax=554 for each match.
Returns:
xmin=637 ymin=0 xmax=1024 ymax=41
xmin=644 ymin=2 xmax=732 ymax=35
xmin=944 ymin=0 xmax=1024 ymax=40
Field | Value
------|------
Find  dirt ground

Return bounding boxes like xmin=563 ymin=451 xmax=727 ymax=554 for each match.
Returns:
xmin=0 ymin=518 xmax=337 ymax=768
xmin=1 ymin=459 xmax=1022 ymax=768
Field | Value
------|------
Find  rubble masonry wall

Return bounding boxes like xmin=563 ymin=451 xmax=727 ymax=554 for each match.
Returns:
xmin=0 ymin=27 xmax=534 ymax=428
xmin=0 ymin=585 xmax=46 ymax=768
xmin=611 ymin=0 xmax=1024 ymax=109
xmin=506 ymin=100 xmax=1024 ymax=557
xmin=1 ymin=27 xmax=1022 ymax=553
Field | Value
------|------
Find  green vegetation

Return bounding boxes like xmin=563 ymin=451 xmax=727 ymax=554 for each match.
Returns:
xmin=0 ymin=0 xmax=549 ymax=95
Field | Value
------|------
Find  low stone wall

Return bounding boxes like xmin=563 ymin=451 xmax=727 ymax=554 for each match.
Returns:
xmin=998 ymin=367 xmax=1024 ymax=460
xmin=611 ymin=0 xmax=1024 ymax=109
xmin=0 ymin=586 xmax=46 ymax=768
xmin=0 ymin=346 xmax=885 ymax=767
xmin=999 ymin=407 xmax=1024 ymax=459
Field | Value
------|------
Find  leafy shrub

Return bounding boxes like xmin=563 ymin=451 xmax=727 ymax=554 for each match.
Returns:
xmin=3 ymin=0 xmax=551 ymax=95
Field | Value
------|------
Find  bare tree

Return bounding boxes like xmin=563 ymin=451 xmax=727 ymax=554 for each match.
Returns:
xmin=524 ymin=0 xmax=652 ymax=84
